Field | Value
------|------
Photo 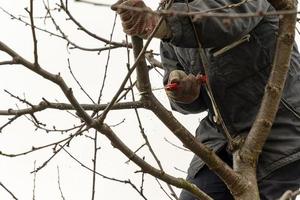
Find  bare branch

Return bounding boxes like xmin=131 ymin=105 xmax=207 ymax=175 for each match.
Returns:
xmin=0 ymin=60 xmax=17 ymax=65
xmin=96 ymin=124 xmax=213 ymax=200
xmin=27 ymin=0 xmax=39 ymax=66
xmin=155 ymin=179 xmax=175 ymax=200
xmin=113 ymin=4 xmax=298 ymax=19
xmin=0 ymin=182 xmax=18 ymax=200
xmin=0 ymin=115 xmax=21 ymax=133
xmin=0 ymin=127 xmax=87 ymax=157
xmin=0 ymin=6 xmax=62 ymax=39
xmin=145 ymin=51 xmax=163 ymax=69
xmin=74 ymin=0 xmax=111 ymax=7
xmin=0 ymin=100 xmax=146 ymax=116
xmin=129 ymin=16 xmax=244 ymax=197
xmin=241 ymin=0 xmax=297 ymax=167
xmin=164 ymin=137 xmax=190 ymax=152
xmin=57 ymin=167 xmax=66 ymax=200
xmin=0 ymin=40 xmax=93 ymax=125
xmin=61 ymin=146 xmax=149 ymax=200
xmin=32 ymin=161 xmax=37 ymax=200
xmin=96 ymin=13 xmax=118 ymax=104
xmin=44 ymin=2 xmax=107 ymax=52
xmin=4 ymin=89 xmax=34 ymax=107
xmin=278 ymin=189 xmax=300 ymax=200
xmin=125 ymin=143 xmax=147 ymax=164
xmin=128 ymin=32 xmax=178 ymax=200
xmin=95 ymin=11 xmax=165 ymax=124
xmin=59 ymin=0 xmax=132 ymax=48
xmin=91 ymin=130 xmax=98 ymax=200
xmin=67 ymin=58 xmax=96 ymax=104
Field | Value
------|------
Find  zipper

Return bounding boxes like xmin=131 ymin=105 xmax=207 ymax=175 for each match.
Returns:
xmin=281 ymin=98 xmax=300 ymax=119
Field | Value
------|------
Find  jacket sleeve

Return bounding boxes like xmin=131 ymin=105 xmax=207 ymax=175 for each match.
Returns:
xmin=160 ymin=41 xmax=208 ymax=114
xmin=165 ymin=0 xmax=271 ymax=48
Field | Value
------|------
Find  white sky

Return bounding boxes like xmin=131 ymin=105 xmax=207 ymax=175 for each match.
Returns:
xmin=0 ymin=1 xmax=203 ymax=200
xmin=0 ymin=1 xmax=299 ymax=200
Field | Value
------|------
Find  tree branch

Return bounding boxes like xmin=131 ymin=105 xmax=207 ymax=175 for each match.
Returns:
xmin=0 ymin=40 xmax=93 ymax=124
xmin=28 ymin=0 xmax=39 ymax=66
xmin=96 ymin=124 xmax=213 ymax=200
xmin=74 ymin=0 xmax=111 ymax=7
xmin=130 ymin=17 xmax=247 ymax=197
xmin=0 ymin=182 xmax=18 ymax=200
xmin=0 ymin=60 xmax=17 ymax=65
xmin=241 ymin=0 xmax=297 ymax=165
xmin=60 ymin=0 xmax=132 ymax=48
xmin=0 ymin=100 xmax=146 ymax=116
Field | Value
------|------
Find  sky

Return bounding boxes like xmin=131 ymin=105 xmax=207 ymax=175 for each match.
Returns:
xmin=0 ymin=1 xmax=203 ymax=200
xmin=0 ymin=0 xmax=299 ymax=200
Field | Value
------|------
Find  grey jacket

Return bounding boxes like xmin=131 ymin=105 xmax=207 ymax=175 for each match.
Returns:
xmin=161 ymin=0 xmax=300 ymax=180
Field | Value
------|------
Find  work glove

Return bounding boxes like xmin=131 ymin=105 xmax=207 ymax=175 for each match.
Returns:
xmin=112 ymin=0 xmax=171 ymax=39
xmin=166 ymin=70 xmax=202 ymax=104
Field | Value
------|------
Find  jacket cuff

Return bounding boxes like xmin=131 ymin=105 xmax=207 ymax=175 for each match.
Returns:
xmin=169 ymin=94 xmax=206 ymax=114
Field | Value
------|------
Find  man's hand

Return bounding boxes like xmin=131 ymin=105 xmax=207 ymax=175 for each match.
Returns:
xmin=166 ymin=70 xmax=202 ymax=104
xmin=111 ymin=0 xmax=170 ymax=39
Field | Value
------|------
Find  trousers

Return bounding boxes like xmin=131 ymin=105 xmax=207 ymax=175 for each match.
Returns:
xmin=179 ymin=148 xmax=300 ymax=200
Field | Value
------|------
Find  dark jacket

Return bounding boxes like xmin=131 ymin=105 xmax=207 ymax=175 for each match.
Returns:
xmin=161 ymin=0 xmax=300 ymax=180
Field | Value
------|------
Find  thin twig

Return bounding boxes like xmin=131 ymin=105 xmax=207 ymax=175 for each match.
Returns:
xmin=62 ymin=146 xmax=149 ymax=200
xmin=57 ymin=166 xmax=66 ymax=200
xmin=0 ymin=115 xmax=21 ymax=133
xmin=145 ymin=51 xmax=163 ymax=69
xmin=0 ymin=182 xmax=18 ymax=200
xmin=0 ymin=124 xmax=88 ymax=159
xmin=113 ymin=4 xmax=298 ymax=19
xmin=0 ymin=7 xmax=62 ymax=40
xmin=67 ymin=58 xmax=95 ymax=104
xmin=116 ymin=81 xmax=137 ymax=102
xmin=59 ymin=0 xmax=131 ymax=48
xmin=74 ymin=0 xmax=111 ymax=7
xmin=45 ymin=2 xmax=108 ymax=52
xmin=155 ymin=179 xmax=174 ymax=200
xmin=0 ymin=60 xmax=17 ymax=65
xmin=32 ymin=161 xmax=37 ymax=200
xmin=27 ymin=0 xmax=39 ymax=66
xmin=108 ymin=118 xmax=126 ymax=127
xmin=97 ymin=124 xmax=212 ymax=200
xmin=174 ymin=167 xmax=187 ymax=174
xmin=95 ymin=13 xmax=166 ymax=124
xmin=4 ymin=89 xmax=34 ymax=107
xmin=91 ymin=130 xmax=98 ymax=200
xmin=140 ymin=170 xmax=145 ymax=195
xmin=125 ymin=143 xmax=147 ymax=164
xmin=0 ymin=100 xmax=146 ymax=116
xmin=96 ymin=13 xmax=118 ymax=104
xmin=32 ymin=126 xmax=87 ymax=173
xmin=164 ymin=137 xmax=190 ymax=152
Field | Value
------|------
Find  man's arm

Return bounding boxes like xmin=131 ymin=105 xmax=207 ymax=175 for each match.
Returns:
xmin=166 ymin=0 xmax=271 ymax=48
xmin=161 ymin=42 xmax=208 ymax=114
xmin=113 ymin=0 xmax=271 ymax=48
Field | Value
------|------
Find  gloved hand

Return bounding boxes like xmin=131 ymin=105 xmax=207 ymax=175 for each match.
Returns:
xmin=166 ymin=70 xmax=202 ymax=104
xmin=112 ymin=0 xmax=171 ymax=39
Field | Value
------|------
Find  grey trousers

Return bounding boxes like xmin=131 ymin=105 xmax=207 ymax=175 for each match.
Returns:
xmin=180 ymin=149 xmax=300 ymax=200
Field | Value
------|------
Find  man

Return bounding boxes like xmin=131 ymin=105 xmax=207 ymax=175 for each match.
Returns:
xmin=113 ymin=0 xmax=300 ymax=199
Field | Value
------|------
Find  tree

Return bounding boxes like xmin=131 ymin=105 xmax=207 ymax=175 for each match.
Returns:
xmin=0 ymin=0 xmax=298 ymax=199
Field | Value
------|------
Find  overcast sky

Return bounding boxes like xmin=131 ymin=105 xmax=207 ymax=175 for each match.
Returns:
xmin=0 ymin=1 xmax=203 ymax=199
xmin=0 ymin=1 xmax=299 ymax=200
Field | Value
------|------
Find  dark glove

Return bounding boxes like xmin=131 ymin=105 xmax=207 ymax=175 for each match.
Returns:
xmin=165 ymin=70 xmax=202 ymax=104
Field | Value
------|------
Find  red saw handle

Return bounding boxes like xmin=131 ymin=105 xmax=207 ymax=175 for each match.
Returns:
xmin=165 ymin=75 xmax=207 ymax=91
xmin=165 ymin=83 xmax=179 ymax=91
